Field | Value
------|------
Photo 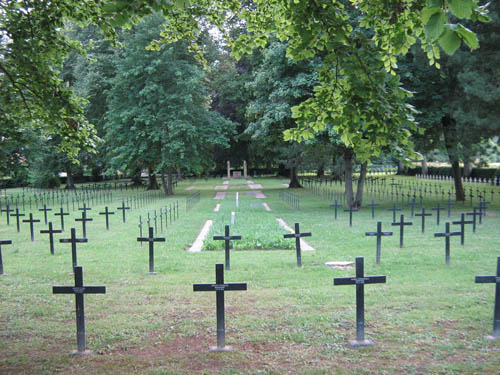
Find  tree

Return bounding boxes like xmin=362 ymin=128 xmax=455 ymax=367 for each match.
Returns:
xmin=105 ymin=13 xmax=234 ymax=195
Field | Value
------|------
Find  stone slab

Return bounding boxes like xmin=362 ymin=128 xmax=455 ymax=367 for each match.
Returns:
xmin=255 ymin=191 xmax=266 ymax=199
xmin=325 ymin=261 xmax=354 ymax=269
xmin=349 ymin=339 xmax=374 ymax=347
xmin=249 ymin=184 xmax=263 ymax=189
xmin=184 ymin=186 xmax=195 ymax=191
xmin=214 ymin=192 xmax=226 ymax=200
xmin=214 ymin=185 xmax=228 ymax=190
xmin=188 ymin=220 xmax=213 ymax=252
xmin=214 ymin=204 xmax=221 ymax=212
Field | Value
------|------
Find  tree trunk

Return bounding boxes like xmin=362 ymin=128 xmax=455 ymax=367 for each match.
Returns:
xmin=397 ymin=160 xmax=407 ymax=175
xmin=288 ymin=166 xmax=302 ymax=188
xmin=344 ymin=147 xmax=354 ymax=207
xmin=316 ymin=164 xmax=325 ymax=178
xmin=148 ymin=168 xmax=159 ymax=190
xmin=421 ymin=154 xmax=428 ymax=175
xmin=464 ymin=161 xmax=473 ymax=177
xmin=65 ymin=165 xmax=75 ymax=190
xmin=441 ymin=114 xmax=465 ymax=201
xmin=354 ymin=161 xmax=368 ymax=208
xmin=130 ymin=169 xmax=143 ymax=186
xmin=160 ymin=169 xmax=174 ymax=196
xmin=176 ymin=166 xmax=183 ymax=181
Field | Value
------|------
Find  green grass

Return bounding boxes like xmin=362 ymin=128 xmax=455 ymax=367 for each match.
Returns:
xmin=0 ymin=176 xmax=499 ymax=374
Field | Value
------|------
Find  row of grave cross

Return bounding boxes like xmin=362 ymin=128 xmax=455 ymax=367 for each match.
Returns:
xmin=50 ymin=256 xmax=500 ymax=354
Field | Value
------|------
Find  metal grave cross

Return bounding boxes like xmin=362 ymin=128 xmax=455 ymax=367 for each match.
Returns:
xmin=117 ymin=200 xmax=131 ymax=223
xmin=1 ymin=204 xmax=13 ymax=225
xmin=386 ymin=203 xmax=402 ymax=223
xmin=38 ymin=204 xmax=52 ymax=225
xmin=415 ymin=207 xmax=432 ymax=233
xmin=54 ymin=207 xmax=70 ymax=231
xmin=137 ymin=227 xmax=165 ymax=274
xmin=10 ymin=208 xmax=25 ymax=233
xmin=431 ymin=202 xmax=445 ymax=226
xmin=53 ymin=266 xmax=106 ymax=354
xmin=40 ymin=222 xmax=62 ymax=255
xmin=452 ymin=213 xmax=473 ymax=246
xmin=330 ymin=200 xmax=341 ymax=220
xmin=75 ymin=210 xmax=93 ymax=238
xmin=434 ymin=222 xmax=461 ymax=265
xmin=78 ymin=203 xmax=92 ymax=215
xmin=138 ymin=216 xmax=143 ymax=246
xmin=333 ymin=257 xmax=386 ymax=346
xmin=214 ymin=225 xmax=242 ymax=271
xmin=344 ymin=204 xmax=359 ymax=227
xmin=0 ymin=239 xmax=12 ymax=275
xmin=407 ymin=199 xmax=419 ymax=218
xmin=283 ymin=222 xmax=312 ymax=267
xmin=60 ymin=228 xmax=87 ymax=268
xmin=99 ymin=206 xmax=114 ymax=230
xmin=366 ymin=222 xmax=393 ymax=265
xmin=366 ymin=200 xmax=379 ymax=219
xmin=444 ymin=199 xmax=456 ymax=218
xmin=22 ymin=213 xmax=41 ymax=242
xmin=479 ymin=200 xmax=490 ymax=221
xmin=391 ymin=214 xmax=413 ymax=248
xmin=193 ymin=263 xmax=247 ymax=351
xmin=475 ymin=257 xmax=500 ymax=340
xmin=466 ymin=207 xmax=482 ymax=233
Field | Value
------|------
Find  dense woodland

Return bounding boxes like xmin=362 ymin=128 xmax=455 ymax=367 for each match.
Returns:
xmin=1 ymin=1 xmax=499 ymax=203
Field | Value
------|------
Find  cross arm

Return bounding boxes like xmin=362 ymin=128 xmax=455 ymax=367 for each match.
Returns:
xmin=0 ymin=240 xmax=12 ymax=245
xmin=475 ymin=276 xmax=499 ymax=283
xmin=333 ymin=277 xmax=356 ymax=286
xmin=364 ymin=275 xmax=386 ymax=284
xmin=53 ymin=286 xmax=106 ymax=294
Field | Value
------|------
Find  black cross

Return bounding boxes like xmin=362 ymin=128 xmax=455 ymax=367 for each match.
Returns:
xmin=53 ymin=266 xmax=106 ymax=354
xmin=444 ymin=199 xmax=456 ymax=218
xmin=391 ymin=214 xmax=413 ymax=248
xmin=434 ymin=222 xmax=461 ymax=266
xmin=344 ymin=205 xmax=358 ymax=227
xmin=75 ymin=211 xmax=93 ymax=238
xmin=330 ymin=200 xmax=341 ymax=220
xmin=60 ymin=228 xmax=87 ymax=268
xmin=10 ymin=208 xmax=25 ymax=233
xmin=479 ymin=201 xmax=490 ymax=221
xmin=431 ymin=202 xmax=445 ymax=226
xmin=407 ymin=199 xmax=419 ymax=218
xmin=415 ymin=207 xmax=432 ymax=233
xmin=138 ymin=216 xmax=143 ymax=246
xmin=365 ymin=222 xmax=393 ymax=265
xmin=386 ymin=203 xmax=402 ymax=223
xmin=466 ymin=207 xmax=482 ymax=233
xmin=475 ymin=257 xmax=500 ymax=340
xmin=333 ymin=257 xmax=386 ymax=346
xmin=117 ymin=200 xmax=130 ymax=223
xmin=283 ymin=222 xmax=312 ymax=267
xmin=54 ymin=207 xmax=70 ymax=231
xmin=0 ymin=239 xmax=12 ymax=276
xmin=154 ymin=210 xmax=158 ymax=233
xmin=193 ymin=263 xmax=247 ymax=351
xmin=40 ymin=222 xmax=62 ymax=255
xmin=1 ymin=204 xmax=13 ymax=225
xmin=366 ymin=200 xmax=379 ymax=219
xmin=137 ymin=227 xmax=165 ymax=274
xmin=78 ymin=203 xmax=92 ymax=214
xmin=22 ymin=213 xmax=41 ymax=242
xmin=214 ymin=225 xmax=242 ymax=271
xmin=38 ymin=204 xmax=52 ymax=225
xmin=99 ymin=207 xmax=114 ymax=230
xmin=452 ymin=213 xmax=473 ymax=246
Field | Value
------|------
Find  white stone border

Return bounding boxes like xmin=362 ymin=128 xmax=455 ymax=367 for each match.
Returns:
xmin=276 ymin=218 xmax=315 ymax=251
xmin=188 ymin=220 xmax=213 ymax=252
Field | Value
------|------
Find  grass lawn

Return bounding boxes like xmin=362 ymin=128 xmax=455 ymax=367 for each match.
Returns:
xmin=0 ymin=176 xmax=499 ymax=374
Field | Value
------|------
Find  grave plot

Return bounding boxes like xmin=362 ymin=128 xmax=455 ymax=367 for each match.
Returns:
xmin=203 ymin=193 xmax=294 ymax=251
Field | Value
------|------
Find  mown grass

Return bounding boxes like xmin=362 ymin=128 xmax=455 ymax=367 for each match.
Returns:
xmin=0 ymin=176 xmax=499 ymax=374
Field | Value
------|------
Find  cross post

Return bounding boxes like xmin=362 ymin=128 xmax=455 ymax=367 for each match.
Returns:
xmin=193 ymin=263 xmax=247 ymax=351
xmin=344 ymin=204 xmax=359 ymax=227
xmin=391 ymin=214 xmax=413 ymax=248
xmin=99 ymin=207 xmax=114 ymax=230
xmin=39 ymin=204 xmax=52 ymax=225
xmin=213 ymin=225 xmax=242 ymax=270
xmin=75 ymin=211 xmax=93 ymax=238
xmin=10 ymin=208 xmax=25 ymax=233
xmin=333 ymin=257 xmax=386 ymax=346
xmin=434 ymin=222 xmax=461 ymax=265
xmin=452 ymin=213 xmax=473 ymax=246
xmin=415 ymin=207 xmax=432 ymax=233
xmin=386 ymin=203 xmax=402 ymax=223
xmin=407 ymin=199 xmax=419 ymax=218
xmin=366 ymin=222 xmax=393 ymax=264
xmin=54 ymin=207 xmax=70 ymax=231
xmin=60 ymin=228 xmax=87 ymax=268
xmin=283 ymin=222 xmax=311 ymax=267
xmin=137 ymin=227 xmax=165 ymax=274
xmin=117 ymin=200 xmax=131 ymax=223
xmin=330 ymin=200 xmax=341 ymax=220
xmin=366 ymin=200 xmax=379 ymax=219
xmin=444 ymin=199 xmax=456 ymax=218
xmin=475 ymin=257 xmax=500 ymax=340
xmin=431 ymin=202 xmax=445 ymax=226
xmin=22 ymin=213 xmax=41 ymax=242
xmin=1 ymin=204 xmax=13 ymax=225
xmin=53 ymin=266 xmax=106 ymax=354
xmin=0 ymin=240 xmax=12 ymax=275
xmin=40 ymin=222 xmax=62 ymax=255
xmin=466 ymin=207 xmax=482 ymax=233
